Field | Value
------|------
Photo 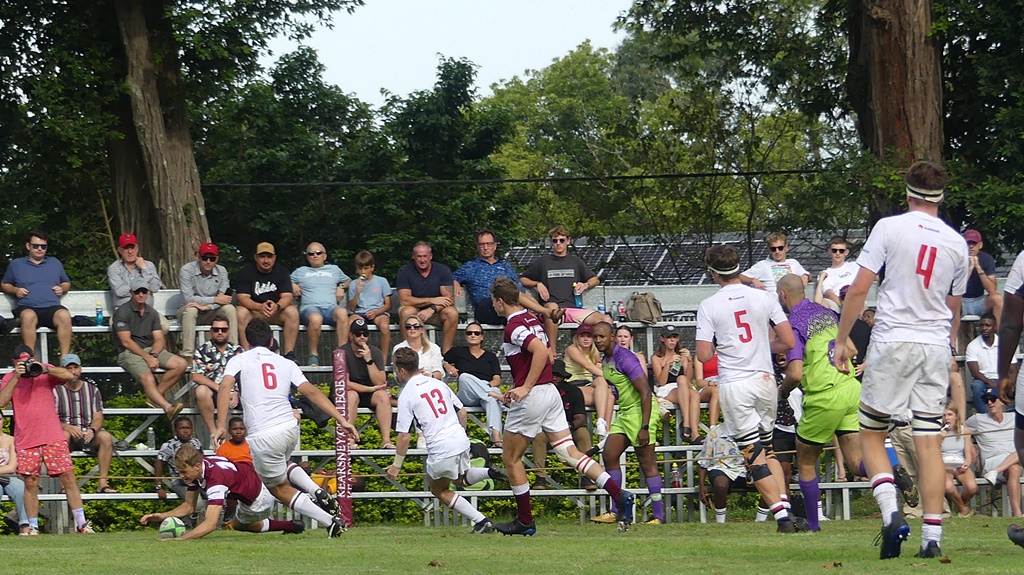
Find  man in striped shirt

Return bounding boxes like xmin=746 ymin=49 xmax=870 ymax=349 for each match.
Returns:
xmin=53 ymin=354 xmax=116 ymax=494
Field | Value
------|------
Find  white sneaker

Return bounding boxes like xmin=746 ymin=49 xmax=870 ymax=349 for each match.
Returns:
xmin=985 ymin=470 xmax=1000 ymax=485
xmin=595 ymin=418 xmax=608 ymax=438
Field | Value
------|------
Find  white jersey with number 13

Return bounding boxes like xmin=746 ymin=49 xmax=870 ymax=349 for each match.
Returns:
xmin=395 ymin=373 xmax=468 ymax=461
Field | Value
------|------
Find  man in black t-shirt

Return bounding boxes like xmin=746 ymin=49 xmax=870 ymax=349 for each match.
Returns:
xmin=337 ymin=319 xmax=393 ymax=448
xmin=442 ymin=322 xmax=503 ymax=445
xmin=961 ymin=229 xmax=1003 ymax=322
xmin=235 ymin=242 xmax=299 ymax=359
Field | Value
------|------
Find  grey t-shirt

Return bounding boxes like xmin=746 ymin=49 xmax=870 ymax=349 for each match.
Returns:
xmin=964 ymin=413 xmax=1016 ymax=461
xmin=112 ymin=303 xmax=162 ymax=353
xmin=522 ymin=254 xmax=595 ymax=307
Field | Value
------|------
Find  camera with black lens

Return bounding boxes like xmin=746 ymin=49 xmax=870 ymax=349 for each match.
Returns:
xmin=21 ymin=360 xmax=44 ymax=377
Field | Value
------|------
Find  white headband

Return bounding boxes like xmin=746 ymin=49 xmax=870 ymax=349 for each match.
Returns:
xmin=906 ymin=183 xmax=944 ymax=203
xmin=707 ymin=264 xmax=740 ymax=275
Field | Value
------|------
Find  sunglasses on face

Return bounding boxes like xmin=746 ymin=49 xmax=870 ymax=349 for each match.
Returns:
xmin=551 ymin=238 xmax=568 ymax=244
xmin=132 ymin=288 xmax=149 ymax=295
xmin=353 ymin=332 xmax=369 ymax=338
xmin=200 ymin=255 xmax=217 ymax=262
xmin=466 ymin=331 xmax=482 ymax=336
xmin=985 ymin=397 xmax=998 ymax=403
xmin=769 ymin=245 xmax=786 ymax=252
xmin=405 ymin=324 xmax=422 ymax=330
xmin=830 ymin=248 xmax=847 ymax=254
xmin=210 ymin=327 xmax=229 ymax=333
xmin=307 ymin=251 xmax=325 ymax=256
xmin=30 ymin=243 xmax=48 ymax=250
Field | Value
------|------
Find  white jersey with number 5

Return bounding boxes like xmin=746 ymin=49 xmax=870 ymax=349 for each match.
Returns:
xmin=696 ymin=283 xmax=790 ymax=384
xmin=857 ymin=211 xmax=970 ymax=346
xmin=223 ymin=347 xmax=308 ymax=435
xmin=395 ymin=373 xmax=468 ymax=461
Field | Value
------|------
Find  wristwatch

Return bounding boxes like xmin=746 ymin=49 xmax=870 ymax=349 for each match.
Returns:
xmin=641 ymin=424 xmax=650 ymax=430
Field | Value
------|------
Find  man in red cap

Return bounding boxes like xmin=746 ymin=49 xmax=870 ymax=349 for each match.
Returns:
xmin=176 ymin=242 xmax=237 ymax=357
xmin=106 ymin=232 xmax=169 ymax=333
xmin=962 ymin=229 xmax=1003 ymax=322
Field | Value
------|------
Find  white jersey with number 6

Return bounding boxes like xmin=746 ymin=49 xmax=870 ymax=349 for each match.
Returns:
xmin=223 ymin=347 xmax=308 ymax=436
xmin=856 ymin=211 xmax=970 ymax=346
xmin=395 ymin=374 xmax=468 ymax=461
xmin=696 ymin=283 xmax=790 ymax=384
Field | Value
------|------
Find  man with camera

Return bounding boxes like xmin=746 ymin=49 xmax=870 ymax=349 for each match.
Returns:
xmin=1 ymin=229 xmax=74 ymax=358
xmin=176 ymin=242 xmax=237 ymax=358
xmin=0 ymin=345 xmax=94 ymax=534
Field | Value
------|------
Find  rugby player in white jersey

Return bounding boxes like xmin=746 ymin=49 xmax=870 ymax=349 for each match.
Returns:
xmin=386 ymin=347 xmax=496 ymax=534
xmin=214 ymin=318 xmax=360 ymax=537
xmin=835 ymin=161 xmax=969 ymax=560
xmin=695 ymin=244 xmax=799 ymax=533
xmin=998 ymin=249 xmax=1024 ymax=548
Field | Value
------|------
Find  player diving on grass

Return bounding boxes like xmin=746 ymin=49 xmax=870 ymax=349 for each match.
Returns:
xmin=386 ymin=347 xmax=498 ymax=534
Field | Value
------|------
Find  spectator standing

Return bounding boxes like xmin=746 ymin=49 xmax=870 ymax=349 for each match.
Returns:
xmin=815 ymin=236 xmax=860 ymax=312
xmin=0 ymin=413 xmax=29 ymax=535
xmin=53 ymin=354 xmax=116 ymax=494
xmin=964 ymin=393 xmax=1021 ymax=516
xmin=740 ymin=232 xmax=810 ymax=292
xmin=1 ymin=230 xmax=73 ymax=358
xmin=216 ymin=417 xmax=252 ymax=464
xmin=442 ymin=322 xmax=505 ymax=446
xmin=338 ymin=319 xmax=393 ymax=448
xmin=347 ymin=250 xmax=393 ymax=361
xmin=291 ymin=242 xmax=351 ymax=365
xmin=176 ymin=242 xmax=237 ymax=357
xmin=392 ymin=317 xmax=443 ymax=380
xmin=235 ymin=242 xmax=299 ymax=359
xmin=113 ymin=276 xmax=187 ymax=420
xmin=191 ymin=317 xmax=242 ymax=444
xmin=0 ymin=345 xmax=93 ymax=534
xmin=966 ymin=312 xmax=1003 ymax=413
xmin=962 ymin=229 xmax=1003 ymax=321
xmin=396 ymin=242 xmax=458 ymax=353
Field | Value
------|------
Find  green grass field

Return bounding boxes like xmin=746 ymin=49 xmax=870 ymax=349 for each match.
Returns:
xmin=4 ymin=516 xmax=1024 ymax=575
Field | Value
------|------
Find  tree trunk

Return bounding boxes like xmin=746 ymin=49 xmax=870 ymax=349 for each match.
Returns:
xmin=847 ymin=0 xmax=944 ymax=222
xmin=110 ymin=0 xmax=209 ymax=287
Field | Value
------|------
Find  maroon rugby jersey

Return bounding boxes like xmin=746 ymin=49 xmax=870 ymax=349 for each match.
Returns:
xmin=186 ymin=456 xmax=263 ymax=506
xmin=501 ymin=309 xmax=553 ymax=388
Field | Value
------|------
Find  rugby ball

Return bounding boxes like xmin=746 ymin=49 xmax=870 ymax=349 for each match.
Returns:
xmin=159 ymin=516 xmax=186 ymax=538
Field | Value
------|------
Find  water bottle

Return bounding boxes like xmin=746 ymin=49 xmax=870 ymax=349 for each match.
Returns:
xmin=671 ymin=463 xmax=682 ymax=489
xmin=95 ymin=302 xmax=104 ymax=326
xmin=146 ymin=426 xmax=156 ymax=449
xmin=597 ymin=304 xmax=606 ymax=314
xmin=618 ymin=300 xmax=627 ymax=323
xmin=573 ymin=283 xmax=583 ymax=308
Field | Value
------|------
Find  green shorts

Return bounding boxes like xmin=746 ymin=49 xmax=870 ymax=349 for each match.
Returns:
xmin=797 ymin=380 xmax=861 ymax=446
xmin=609 ymin=403 xmax=661 ymax=445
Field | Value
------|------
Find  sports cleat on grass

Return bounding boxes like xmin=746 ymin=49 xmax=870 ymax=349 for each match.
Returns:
xmin=327 ymin=517 xmax=347 ymax=538
xmin=495 ymin=518 xmax=537 ymax=536
xmin=644 ymin=518 xmax=663 ymax=525
xmin=285 ymin=519 xmax=306 ymax=535
xmin=777 ymin=518 xmax=796 ymax=534
xmin=1008 ymin=524 xmax=1024 ymax=548
xmin=77 ymin=522 xmax=95 ymax=534
xmin=875 ymin=512 xmax=910 ymax=559
xmin=312 ymin=488 xmax=340 ymax=516
xmin=616 ymin=491 xmax=635 ymax=532
xmin=590 ymin=512 xmax=617 ymax=524
xmin=471 ymin=518 xmax=495 ymax=534
xmin=892 ymin=464 xmax=919 ymax=508
xmin=916 ymin=541 xmax=942 ymax=558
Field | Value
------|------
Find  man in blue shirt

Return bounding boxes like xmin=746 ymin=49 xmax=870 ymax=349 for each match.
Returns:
xmin=1 ymin=230 xmax=73 ymax=357
xmin=291 ymin=242 xmax=351 ymax=366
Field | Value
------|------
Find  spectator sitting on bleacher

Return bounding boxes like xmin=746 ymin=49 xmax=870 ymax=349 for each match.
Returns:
xmin=452 ymin=229 xmax=555 ymax=327
xmin=347 ymin=250 xmax=392 ymax=361
xmin=114 ymin=276 xmax=187 ymax=421
xmin=176 ymin=242 xmax=237 ymax=358
xmin=392 ymin=317 xmax=443 ymax=380
xmin=1 ymin=229 xmax=73 ymax=358
xmin=694 ymin=353 xmax=721 ymax=426
xmin=962 ymin=229 xmax=1003 ymax=322
xmin=0 ymin=412 xmax=29 ymax=535
xmin=814 ymin=236 xmax=859 ymax=312
xmin=615 ymin=325 xmax=647 ymax=374
xmin=651 ymin=325 xmax=701 ymax=444
xmin=964 ymin=392 xmax=1022 ymax=516
xmin=53 ymin=354 xmax=116 ymax=494
xmin=107 ymin=233 xmax=169 ymax=334
xmin=235 ymin=242 xmax=299 ymax=361
xmin=338 ymin=319 xmax=393 ymax=449
xmin=697 ymin=423 xmax=748 ymax=523
xmin=0 ymin=344 xmax=94 ymax=534
xmin=442 ymin=322 xmax=504 ymax=446
xmin=154 ymin=416 xmax=205 ymax=527
xmin=191 ymin=317 xmax=242 ymax=444
xmin=519 ymin=225 xmax=611 ymax=361
xmin=563 ymin=324 xmax=614 ymax=444
xmin=966 ymin=312 xmax=1004 ymax=414
xmin=291 ymin=242 xmax=351 ymax=366
xmin=941 ymin=403 xmax=977 ymax=517
xmin=861 ymin=308 xmax=875 ymax=327
xmin=215 ymin=416 xmax=252 ymax=463
xmin=396 ymin=242 xmax=458 ymax=354
xmin=739 ymin=232 xmax=810 ymax=292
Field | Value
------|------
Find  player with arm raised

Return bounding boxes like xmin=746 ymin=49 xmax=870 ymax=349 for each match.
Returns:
xmin=214 ymin=318 xmax=359 ymax=538
xmin=386 ymin=347 xmax=496 ymax=534
xmin=835 ymin=161 xmax=969 ymax=560
xmin=695 ymin=245 xmax=799 ymax=533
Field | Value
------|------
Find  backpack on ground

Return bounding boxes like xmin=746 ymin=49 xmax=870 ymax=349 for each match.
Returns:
xmin=626 ymin=292 xmax=662 ymax=324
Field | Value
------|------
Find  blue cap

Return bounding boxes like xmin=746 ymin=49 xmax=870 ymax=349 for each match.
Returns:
xmin=61 ymin=354 xmax=82 ymax=367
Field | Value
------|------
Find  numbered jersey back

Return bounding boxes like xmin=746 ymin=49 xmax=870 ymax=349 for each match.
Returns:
xmin=696 ymin=283 xmax=789 ymax=384
xmin=395 ymin=374 xmax=468 ymax=460
xmin=224 ymin=348 xmax=308 ymax=435
xmin=857 ymin=211 xmax=970 ymax=346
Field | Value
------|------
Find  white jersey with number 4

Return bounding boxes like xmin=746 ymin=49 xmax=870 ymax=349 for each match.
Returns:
xmin=395 ymin=374 xmax=468 ymax=461
xmin=696 ymin=283 xmax=790 ymax=384
xmin=857 ymin=211 xmax=970 ymax=346
xmin=223 ymin=347 xmax=308 ymax=435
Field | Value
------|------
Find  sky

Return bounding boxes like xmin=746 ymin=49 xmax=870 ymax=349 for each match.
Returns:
xmin=265 ymin=0 xmax=633 ymax=108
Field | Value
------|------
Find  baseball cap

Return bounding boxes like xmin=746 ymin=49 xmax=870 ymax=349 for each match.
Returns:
xmin=118 ymin=233 xmax=138 ymax=248
xmin=130 ymin=276 xmax=149 ymax=292
xmin=61 ymin=354 xmax=82 ymax=367
xmin=982 ymin=389 xmax=999 ymax=402
xmin=11 ymin=344 xmax=34 ymax=360
xmin=963 ymin=229 xmax=982 ymax=243
xmin=661 ymin=325 xmax=679 ymax=337
xmin=351 ymin=318 xmax=370 ymax=335
xmin=576 ymin=324 xmax=594 ymax=335
xmin=551 ymin=359 xmax=570 ymax=379
xmin=256 ymin=242 xmax=275 ymax=255
xmin=199 ymin=242 xmax=219 ymax=256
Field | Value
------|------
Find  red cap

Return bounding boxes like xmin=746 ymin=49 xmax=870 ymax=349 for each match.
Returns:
xmin=118 ymin=233 xmax=138 ymax=248
xmin=199 ymin=242 xmax=219 ymax=256
xmin=963 ymin=229 xmax=982 ymax=243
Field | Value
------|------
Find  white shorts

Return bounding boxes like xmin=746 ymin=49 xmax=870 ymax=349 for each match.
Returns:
xmin=504 ymin=384 xmax=569 ymax=440
xmin=718 ymin=372 xmax=777 ymax=441
xmin=983 ymin=454 xmax=1013 ymax=479
xmin=655 ymin=382 xmax=677 ymax=399
xmin=425 ymin=450 xmax=472 ymax=481
xmin=861 ymin=341 xmax=949 ymax=417
xmin=234 ymin=482 xmax=276 ymax=525
xmin=248 ymin=422 xmax=300 ymax=487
